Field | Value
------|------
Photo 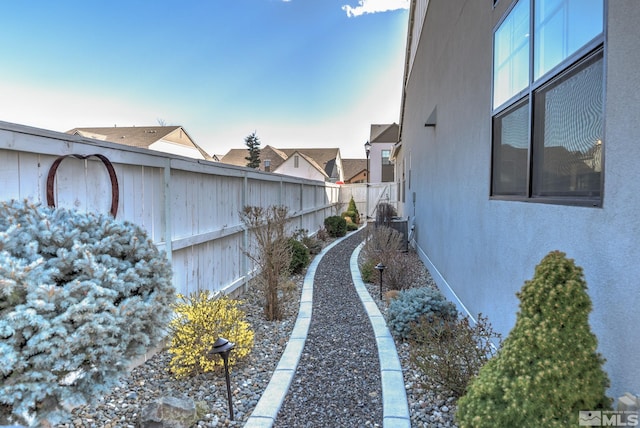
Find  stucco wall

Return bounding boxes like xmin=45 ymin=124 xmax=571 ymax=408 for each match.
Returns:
xmin=400 ymin=0 xmax=639 ymax=399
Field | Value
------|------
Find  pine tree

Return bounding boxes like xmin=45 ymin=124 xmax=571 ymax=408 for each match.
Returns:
xmin=244 ymin=131 xmax=261 ymax=169
xmin=456 ymin=251 xmax=611 ymax=427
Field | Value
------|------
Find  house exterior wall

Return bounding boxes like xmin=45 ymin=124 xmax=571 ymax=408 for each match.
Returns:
xmin=399 ymin=0 xmax=640 ymax=399
xmin=346 ymin=170 xmax=367 ymax=184
xmin=275 ymin=155 xmax=327 ymax=181
xmin=150 ymin=140 xmax=205 ymax=159
xmin=369 ymin=142 xmax=395 ymax=183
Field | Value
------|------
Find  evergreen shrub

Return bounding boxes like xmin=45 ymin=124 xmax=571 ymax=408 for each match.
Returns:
xmin=341 ymin=211 xmax=358 ymax=224
xmin=346 ymin=221 xmax=359 ymax=232
xmin=168 ymin=291 xmax=254 ymax=378
xmin=288 ymin=237 xmax=310 ymax=274
xmin=360 ymin=259 xmax=376 ymax=283
xmin=324 ymin=215 xmax=347 ymax=237
xmin=347 ymin=196 xmax=360 ymax=223
xmin=386 ymin=287 xmax=457 ymax=340
xmin=456 ymin=251 xmax=612 ymax=427
xmin=0 ymin=200 xmax=174 ymax=426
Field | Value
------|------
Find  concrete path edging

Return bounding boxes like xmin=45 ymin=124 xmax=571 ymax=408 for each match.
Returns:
xmin=244 ymin=234 xmax=346 ymax=427
xmin=350 ymin=242 xmax=411 ymax=428
xmin=245 ymin=231 xmax=410 ymax=427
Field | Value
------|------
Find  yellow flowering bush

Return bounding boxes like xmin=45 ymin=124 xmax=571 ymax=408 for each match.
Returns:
xmin=168 ymin=291 xmax=254 ymax=379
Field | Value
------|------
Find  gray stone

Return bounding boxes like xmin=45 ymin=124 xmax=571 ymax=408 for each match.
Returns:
xmin=138 ymin=395 xmax=197 ymax=428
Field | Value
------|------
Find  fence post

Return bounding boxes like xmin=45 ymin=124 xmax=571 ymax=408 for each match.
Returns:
xmin=163 ymin=158 xmax=173 ymax=262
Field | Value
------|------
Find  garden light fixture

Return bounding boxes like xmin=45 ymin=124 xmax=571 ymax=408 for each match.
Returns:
xmin=209 ymin=337 xmax=236 ymax=420
xmin=375 ymin=262 xmax=386 ymax=300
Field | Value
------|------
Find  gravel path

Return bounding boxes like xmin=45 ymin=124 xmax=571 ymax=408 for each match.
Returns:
xmin=274 ymin=231 xmax=382 ymax=427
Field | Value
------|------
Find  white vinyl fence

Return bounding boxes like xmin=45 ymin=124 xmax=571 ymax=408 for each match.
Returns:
xmin=338 ymin=182 xmax=399 ymax=220
xmin=0 ymin=122 xmax=342 ymax=296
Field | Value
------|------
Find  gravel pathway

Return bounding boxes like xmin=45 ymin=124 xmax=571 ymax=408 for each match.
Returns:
xmin=274 ymin=231 xmax=382 ymax=427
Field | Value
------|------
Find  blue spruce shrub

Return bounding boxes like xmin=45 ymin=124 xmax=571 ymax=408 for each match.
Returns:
xmin=387 ymin=287 xmax=458 ymax=340
xmin=0 ymin=200 xmax=175 ymax=426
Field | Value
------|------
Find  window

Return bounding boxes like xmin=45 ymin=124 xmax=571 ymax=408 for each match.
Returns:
xmin=491 ymin=0 xmax=604 ymax=206
xmin=264 ymin=159 xmax=271 ymax=172
xmin=381 ymin=150 xmax=391 ymax=165
xmin=294 ymin=155 xmax=299 ymax=168
xmin=381 ymin=149 xmax=394 ymax=182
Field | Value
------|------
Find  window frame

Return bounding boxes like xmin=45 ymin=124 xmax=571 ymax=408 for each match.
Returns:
xmin=490 ymin=0 xmax=605 ymax=208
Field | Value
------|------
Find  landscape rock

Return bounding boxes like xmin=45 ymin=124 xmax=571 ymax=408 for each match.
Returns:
xmin=138 ymin=395 xmax=196 ymax=428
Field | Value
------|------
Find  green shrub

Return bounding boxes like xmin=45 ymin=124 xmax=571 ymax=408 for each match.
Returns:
xmin=346 ymin=221 xmax=359 ymax=231
xmin=0 ymin=201 xmax=174 ymax=426
xmin=410 ymin=314 xmax=501 ymax=398
xmin=342 ymin=196 xmax=361 ymax=224
xmin=168 ymin=291 xmax=254 ymax=379
xmin=386 ymin=287 xmax=458 ymax=340
xmin=342 ymin=211 xmax=359 ymax=224
xmin=324 ymin=215 xmax=347 ymax=237
xmin=288 ymin=237 xmax=310 ymax=274
xmin=456 ymin=251 xmax=611 ymax=427
xmin=360 ymin=259 xmax=376 ymax=283
xmin=347 ymin=196 xmax=360 ymax=220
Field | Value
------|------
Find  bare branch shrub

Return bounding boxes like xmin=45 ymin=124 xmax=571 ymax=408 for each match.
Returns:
xmin=410 ymin=314 xmax=501 ymax=398
xmin=361 ymin=225 xmax=409 ymax=289
xmin=239 ymin=205 xmax=292 ymax=321
xmin=375 ymin=202 xmax=397 ymax=227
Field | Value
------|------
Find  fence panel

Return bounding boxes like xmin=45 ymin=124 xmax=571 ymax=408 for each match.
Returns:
xmin=0 ymin=122 xmax=342 ymax=296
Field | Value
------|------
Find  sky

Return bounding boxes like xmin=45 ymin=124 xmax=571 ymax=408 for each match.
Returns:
xmin=0 ymin=0 xmax=409 ymax=159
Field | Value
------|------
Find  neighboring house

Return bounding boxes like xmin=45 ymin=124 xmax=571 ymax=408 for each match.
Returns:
xmin=395 ymin=0 xmax=639 ymax=399
xmin=368 ymin=124 xmax=397 ymax=183
xmin=342 ymin=159 xmax=368 ymax=183
xmin=220 ymin=145 xmax=344 ymax=182
xmin=67 ymin=126 xmax=214 ymax=161
xmin=275 ymin=150 xmax=329 ymax=182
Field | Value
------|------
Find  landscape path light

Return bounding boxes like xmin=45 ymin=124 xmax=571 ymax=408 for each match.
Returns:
xmin=209 ymin=337 xmax=236 ymax=420
xmin=375 ymin=262 xmax=386 ymax=300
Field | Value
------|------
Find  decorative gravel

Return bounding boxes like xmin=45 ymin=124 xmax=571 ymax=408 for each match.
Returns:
xmin=360 ymin=248 xmax=459 ymax=428
xmin=53 ymin=230 xmax=458 ymax=427
xmin=274 ymin=232 xmax=382 ymax=427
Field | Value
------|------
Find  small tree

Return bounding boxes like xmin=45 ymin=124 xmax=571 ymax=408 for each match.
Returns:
xmin=342 ymin=196 xmax=360 ymax=224
xmin=239 ymin=205 xmax=291 ymax=320
xmin=244 ymin=131 xmax=261 ymax=169
xmin=456 ymin=251 xmax=611 ymax=427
